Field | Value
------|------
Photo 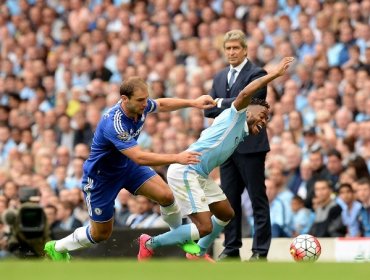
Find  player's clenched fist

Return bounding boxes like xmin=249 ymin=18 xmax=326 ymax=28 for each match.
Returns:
xmin=192 ymin=95 xmax=217 ymax=109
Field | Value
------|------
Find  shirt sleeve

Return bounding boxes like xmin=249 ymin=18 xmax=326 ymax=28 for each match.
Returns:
xmin=103 ymin=118 xmax=137 ymax=151
xmin=147 ymin=98 xmax=157 ymax=113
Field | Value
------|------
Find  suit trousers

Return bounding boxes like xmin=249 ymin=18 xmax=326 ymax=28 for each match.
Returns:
xmin=220 ymin=151 xmax=271 ymax=256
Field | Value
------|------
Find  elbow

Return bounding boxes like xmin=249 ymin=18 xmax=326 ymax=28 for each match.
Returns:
xmin=134 ymin=158 xmax=147 ymax=165
xmin=130 ymin=154 xmax=147 ymax=165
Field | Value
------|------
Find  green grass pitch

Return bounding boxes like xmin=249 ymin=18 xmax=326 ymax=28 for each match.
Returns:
xmin=1 ymin=259 xmax=370 ymax=280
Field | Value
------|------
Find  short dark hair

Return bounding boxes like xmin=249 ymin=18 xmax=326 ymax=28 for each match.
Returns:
xmin=327 ymin=148 xmax=342 ymax=160
xmin=292 ymin=195 xmax=304 ymax=204
xmin=315 ymin=179 xmax=334 ymax=190
xmin=119 ymin=76 xmax=148 ymax=98
xmin=337 ymin=183 xmax=353 ymax=193
xmin=250 ymin=98 xmax=270 ymax=109
xmin=356 ymin=178 xmax=370 ymax=187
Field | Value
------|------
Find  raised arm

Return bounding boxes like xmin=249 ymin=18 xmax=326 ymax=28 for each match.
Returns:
xmin=121 ymin=146 xmax=201 ymax=166
xmin=233 ymin=57 xmax=294 ymax=111
xmin=155 ymin=95 xmax=216 ymax=112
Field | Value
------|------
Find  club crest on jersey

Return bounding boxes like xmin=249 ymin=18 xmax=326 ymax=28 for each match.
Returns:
xmin=117 ymin=131 xmax=131 ymax=141
xmin=94 ymin=208 xmax=102 ymax=215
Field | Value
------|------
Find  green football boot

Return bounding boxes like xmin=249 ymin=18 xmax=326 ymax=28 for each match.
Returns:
xmin=44 ymin=241 xmax=71 ymax=262
xmin=180 ymin=240 xmax=201 ymax=255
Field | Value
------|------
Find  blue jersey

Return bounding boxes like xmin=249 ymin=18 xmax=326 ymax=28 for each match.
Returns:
xmin=83 ymin=99 xmax=157 ymax=179
xmin=188 ymin=104 xmax=249 ymax=177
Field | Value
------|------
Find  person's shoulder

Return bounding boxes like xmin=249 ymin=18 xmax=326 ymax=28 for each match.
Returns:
xmin=245 ymin=61 xmax=267 ymax=75
xmin=101 ymin=106 xmax=129 ymax=134
xmin=214 ymin=67 xmax=229 ymax=78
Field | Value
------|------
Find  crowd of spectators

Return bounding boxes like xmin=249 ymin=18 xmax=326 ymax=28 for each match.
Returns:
xmin=0 ymin=0 xmax=370 ymax=257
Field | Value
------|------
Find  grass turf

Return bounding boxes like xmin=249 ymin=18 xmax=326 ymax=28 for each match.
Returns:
xmin=1 ymin=259 xmax=370 ymax=280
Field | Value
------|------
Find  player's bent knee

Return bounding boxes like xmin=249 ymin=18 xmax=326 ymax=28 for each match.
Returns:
xmin=198 ymin=223 xmax=213 ymax=237
xmin=157 ymin=191 xmax=175 ymax=206
xmin=225 ymin=208 xmax=235 ymax=221
xmin=216 ymin=208 xmax=234 ymax=222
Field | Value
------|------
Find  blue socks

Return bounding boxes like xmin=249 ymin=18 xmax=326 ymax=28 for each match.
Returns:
xmin=198 ymin=216 xmax=229 ymax=256
xmin=148 ymin=223 xmax=199 ymax=249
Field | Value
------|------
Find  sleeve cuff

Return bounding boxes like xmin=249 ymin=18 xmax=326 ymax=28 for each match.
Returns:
xmin=215 ymin=98 xmax=223 ymax=108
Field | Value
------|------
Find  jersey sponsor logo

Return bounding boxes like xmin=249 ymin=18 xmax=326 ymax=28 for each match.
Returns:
xmin=117 ymin=131 xmax=132 ymax=141
xmin=130 ymin=123 xmax=144 ymax=139
xmin=94 ymin=208 xmax=102 ymax=215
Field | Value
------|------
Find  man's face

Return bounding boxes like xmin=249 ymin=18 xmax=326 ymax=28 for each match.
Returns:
xmin=123 ymin=88 xmax=148 ymax=116
xmin=246 ymin=105 xmax=269 ymax=135
xmin=224 ymin=40 xmax=247 ymax=67
xmin=356 ymin=183 xmax=370 ymax=204
xmin=327 ymin=155 xmax=343 ymax=175
xmin=309 ymin=152 xmax=323 ymax=172
xmin=314 ymin=181 xmax=332 ymax=205
xmin=338 ymin=186 xmax=354 ymax=205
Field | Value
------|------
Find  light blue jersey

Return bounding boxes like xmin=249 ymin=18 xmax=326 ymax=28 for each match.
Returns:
xmin=188 ymin=104 xmax=249 ymax=177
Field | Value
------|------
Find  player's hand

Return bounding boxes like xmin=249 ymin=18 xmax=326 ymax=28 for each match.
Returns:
xmin=192 ymin=95 xmax=217 ymax=109
xmin=275 ymin=57 xmax=294 ymax=76
xmin=176 ymin=151 xmax=201 ymax=165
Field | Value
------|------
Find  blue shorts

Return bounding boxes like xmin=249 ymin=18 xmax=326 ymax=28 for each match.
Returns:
xmin=81 ymin=165 xmax=156 ymax=222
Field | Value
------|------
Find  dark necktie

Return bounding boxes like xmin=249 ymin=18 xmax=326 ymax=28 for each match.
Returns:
xmin=228 ymin=68 xmax=237 ymax=88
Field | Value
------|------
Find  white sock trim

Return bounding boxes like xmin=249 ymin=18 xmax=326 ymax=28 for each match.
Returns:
xmin=190 ymin=223 xmax=200 ymax=240
xmin=160 ymin=201 xmax=180 ymax=215
xmin=213 ymin=215 xmax=230 ymax=227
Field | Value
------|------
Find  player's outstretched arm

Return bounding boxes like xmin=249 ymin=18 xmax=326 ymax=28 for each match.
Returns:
xmin=121 ymin=146 xmax=201 ymax=166
xmin=234 ymin=57 xmax=294 ymax=111
xmin=155 ymin=95 xmax=216 ymax=112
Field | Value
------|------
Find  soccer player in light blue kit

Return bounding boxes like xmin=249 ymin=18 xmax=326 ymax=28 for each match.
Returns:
xmin=138 ymin=57 xmax=294 ymax=261
xmin=44 ymin=77 xmax=216 ymax=261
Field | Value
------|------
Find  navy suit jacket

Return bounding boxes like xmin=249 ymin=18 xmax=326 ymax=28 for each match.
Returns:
xmin=204 ymin=60 xmax=270 ymax=154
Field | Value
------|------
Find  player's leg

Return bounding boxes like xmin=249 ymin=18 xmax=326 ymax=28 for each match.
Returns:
xmin=138 ymin=166 xmax=216 ymax=260
xmin=194 ymin=199 xmax=234 ymax=256
xmin=192 ymin=177 xmax=235 ymax=257
xmin=44 ymin=177 xmax=117 ymax=261
xmin=136 ymin=174 xmax=200 ymax=253
xmin=53 ymin=219 xmax=114 ymax=251
xmin=136 ymin=174 xmax=182 ymax=229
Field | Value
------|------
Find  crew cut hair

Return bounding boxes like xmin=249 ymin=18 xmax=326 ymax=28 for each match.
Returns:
xmin=250 ymin=98 xmax=270 ymax=109
xmin=120 ymin=76 xmax=148 ymax=98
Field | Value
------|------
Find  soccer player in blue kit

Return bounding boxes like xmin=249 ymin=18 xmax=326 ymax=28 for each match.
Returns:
xmin=137 ymin=57 xmax=294 ymax=262
xmin=44 ymin=77 xmax=216 ymax=261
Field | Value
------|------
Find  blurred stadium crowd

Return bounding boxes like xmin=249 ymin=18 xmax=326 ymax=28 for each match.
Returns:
xmin=0 ymin=0 xmax=370 ymax=258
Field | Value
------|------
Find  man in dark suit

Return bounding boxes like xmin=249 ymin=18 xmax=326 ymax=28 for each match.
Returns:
xmin=204 ymin=30 xmax=270 ymax=261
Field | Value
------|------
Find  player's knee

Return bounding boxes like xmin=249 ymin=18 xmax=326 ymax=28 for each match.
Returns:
xmin=198 ymin=223 xmax=213 ymax=237
xmin=215 ymin=208 xmax=234 ymax=222
xmin=157 ymin=191 xmax=175 ymax=206
xmin=225 ymin=208 xmax=235 ymax=221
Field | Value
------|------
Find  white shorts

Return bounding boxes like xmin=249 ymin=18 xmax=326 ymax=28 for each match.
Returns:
xmin=167 ymin=164 xmax=227 ymax=217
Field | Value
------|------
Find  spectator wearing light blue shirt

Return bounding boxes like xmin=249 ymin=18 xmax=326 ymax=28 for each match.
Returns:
xmin=337 ymin=183 xmax=362 ymax=237
xmin=266 ymin=178 xmax=291 ymax=237
xmin=289 ymin=195 xmax=314 ymax=237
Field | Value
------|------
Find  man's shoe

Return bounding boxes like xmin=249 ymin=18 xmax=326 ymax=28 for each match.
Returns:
xmin=217 ymin=252 xmax=240 ymax=261
xmin=186 ymin=253 xmax=216 ymax=263
xmin=137 ymin=234 xmax=154 ymax=261
xmin=180 ymin=240 xmax=201 ymax=255
xmin=249 ymin=252 xmax=267 ymax=262
xmin=44 ymin=241 xmax=71 ymax=262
